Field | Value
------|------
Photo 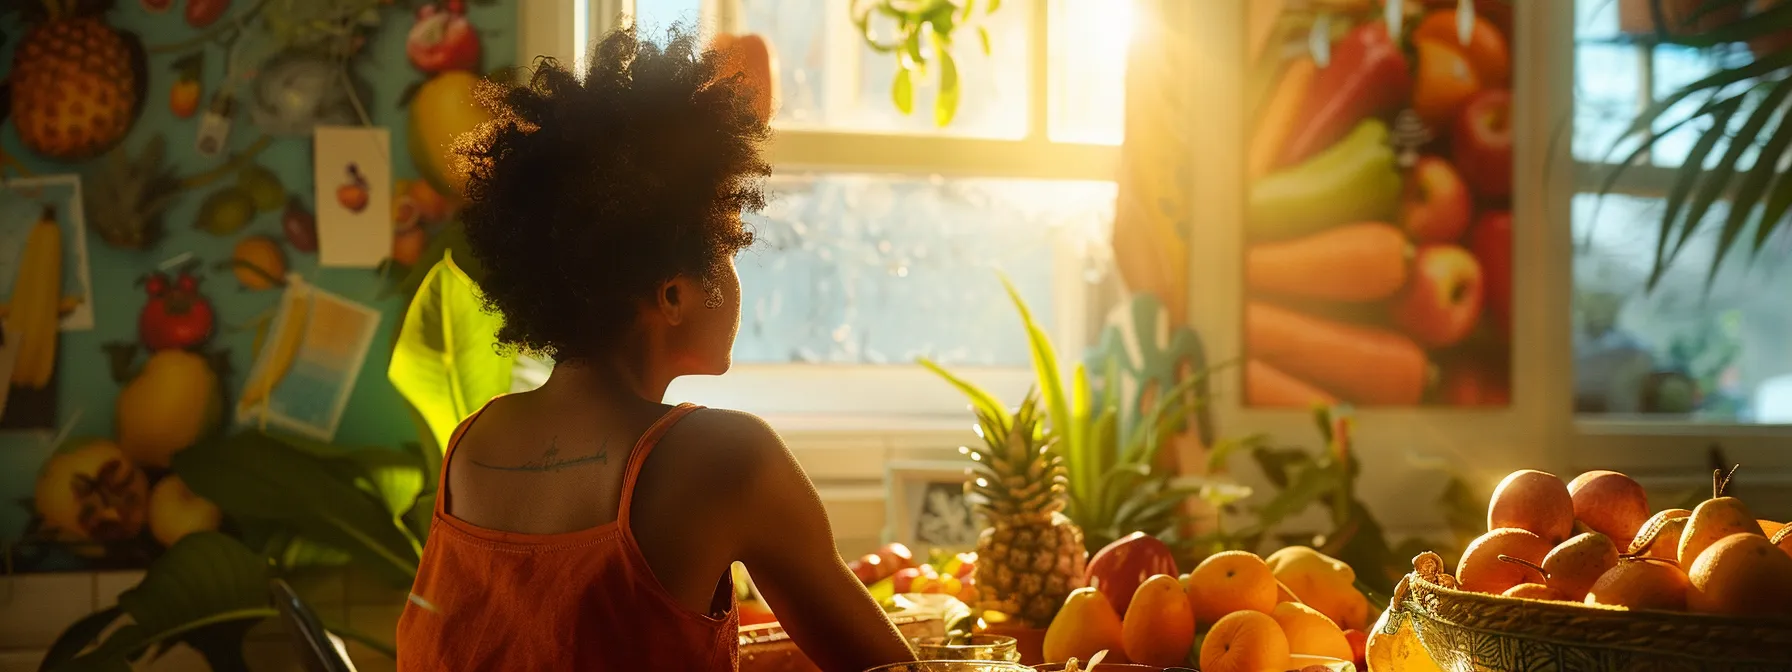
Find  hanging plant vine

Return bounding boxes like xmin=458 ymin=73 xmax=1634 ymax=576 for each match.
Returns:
xmin=852 ymin=0 xmax=1001 ymax=127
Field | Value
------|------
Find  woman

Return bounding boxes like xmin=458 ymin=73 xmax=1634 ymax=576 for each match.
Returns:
xmin=395 ymin=24 xmax=918 ymax=671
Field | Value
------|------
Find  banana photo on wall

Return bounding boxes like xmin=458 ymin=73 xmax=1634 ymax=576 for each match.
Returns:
xmin=234 ymin=276 xmax=381 ymax=441
xmin=0 ymin=175 xmax=97 ymax=429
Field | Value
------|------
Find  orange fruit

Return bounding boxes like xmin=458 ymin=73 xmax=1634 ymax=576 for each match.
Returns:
xmin=231 ymin=236 xmax=287 ymax=290
xmin=1274 ymin=579 xmax=1301 ymax=604
xmin=1186 ymin=551 xmax=1278 ymax=626
xmin=1270 ymin=601 xmax=1352 ymax=661
xmin=1412 ymin=10 xmax=1512 ymax=87
xmin=1760 ymin=519 xmax=1784 ymax=537
xmin=1412 ymin=39 xmax=1483 ymax=129
xmin=1200 ymin=610 xmax=1290 ymax=672
xmin=1686 ymin=532 xmax=1792 ymax=617
xmin=1585 ymin=557 xmax=1689 ymax=612
xmin=1456 ymin=528 xmax=1550 ymax=594
xmin=1122 ymin=575 xmax=1195 ymax=667
xmin=1503 ymin=582 xmax=1570 ymax=601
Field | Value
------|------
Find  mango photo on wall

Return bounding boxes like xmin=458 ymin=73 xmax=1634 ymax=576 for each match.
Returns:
xmin=1243 ymin=1 xmax=1513 ymax=408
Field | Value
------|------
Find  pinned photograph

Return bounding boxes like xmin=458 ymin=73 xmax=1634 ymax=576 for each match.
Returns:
xmin=312 ymin=126 xmax=393 ymax=268
xmin=885 ymin=461 xmax=982 ymax=552
xmin=0 ymin=175 xmax=95 ymax=430
xmin=236 ymin=276 xmax=382 ymax=441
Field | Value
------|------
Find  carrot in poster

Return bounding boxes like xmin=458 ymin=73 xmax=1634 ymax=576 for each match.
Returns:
xmin=1247 ymin=301 xmax=1429 ymax=406
xmin=1248 ymin=55 xmax=1317 ymax=180
xmin=1246 ymin=221 xmax=1411 ymax=302
xmin=1246 ymin=359 xmax=1338 ymax=408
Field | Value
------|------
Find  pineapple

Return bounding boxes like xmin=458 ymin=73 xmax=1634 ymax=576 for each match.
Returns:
xmin=965 ymin=390 xmax=1087 ymax=628
xmin=9 ymin=0 xmax=143 ymax=160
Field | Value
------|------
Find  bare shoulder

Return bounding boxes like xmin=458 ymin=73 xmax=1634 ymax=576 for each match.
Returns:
xmin=648 ymin=408 xmax=796 ymax=491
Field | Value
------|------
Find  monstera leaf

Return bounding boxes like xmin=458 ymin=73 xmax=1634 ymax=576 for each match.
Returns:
xmin=390 ymin=250 xmax=513 ymax=452
xmin=45 ymin=533 xmax=271 ymax=672
xmin=173 ymin=431 xmax=421 ymax=588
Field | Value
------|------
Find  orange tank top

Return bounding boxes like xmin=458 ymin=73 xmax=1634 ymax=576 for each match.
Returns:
xmin=396 ymin=403 xmax=739 ymax=670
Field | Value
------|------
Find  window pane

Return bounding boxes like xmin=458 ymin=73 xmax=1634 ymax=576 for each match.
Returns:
xmin=1572 ymin=42 xmax=1642 ymax=163
xmin=733 ymin=174 xmax=1115 ymax=367
xmin=1571 ymin=193 xmax=1792 ymax=422
xmin=739 ymin=0 xmax=1032 ymax=138
xmin=1049 ymin=0 xmax=1131 ymax=144
xmin=1649 ymin=44 xmax=1747 ymax=168
xmin=634 ymin=0 xmax=701 ymax=33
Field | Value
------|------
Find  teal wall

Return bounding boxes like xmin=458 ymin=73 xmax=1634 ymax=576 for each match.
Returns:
xmin=0 ymin=0 xmax=517 ymax=572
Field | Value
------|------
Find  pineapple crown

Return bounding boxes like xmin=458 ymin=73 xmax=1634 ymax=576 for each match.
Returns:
xmin=4 ymin=0 xmax=116 ymax=23
xmin=963 ymin=389 xmax=1068 ymax=520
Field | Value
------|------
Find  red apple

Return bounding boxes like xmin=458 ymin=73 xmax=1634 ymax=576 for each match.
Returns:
xmin=1084 ymin=531 xmax=1178 ymax=617
xmin=848 ymin=553 xmax=885 ymax=584
xmin=1344 ymin=629 xmax=1369 ymax=670
xmin=1469 ymin=210 xmax=1512 ymax=339
xmin=1454 ymin=89 xmax=1513 ymax=200
xmin=1402 ymin=156 xmax=1475 ymax=243
xmin=1440 ymin=358 xmax=1510 ymax=407
xmin=891 ymin=567 xmax=922 ymax=593
xmin=1395 ymin=244 xmax=1484 ymax=348
xmin=874 ymin=543 xmax=916 ymax=573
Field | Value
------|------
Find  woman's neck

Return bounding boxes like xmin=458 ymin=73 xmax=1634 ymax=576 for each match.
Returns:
xmin=541 ymin=347 xmax=675 ymax=404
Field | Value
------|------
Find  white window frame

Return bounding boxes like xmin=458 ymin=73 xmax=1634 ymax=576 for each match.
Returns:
xmin=1550 ymin=0 xmax=1792 ymax=480
xmin=522 ymin=0 xmax=1123 ymax=435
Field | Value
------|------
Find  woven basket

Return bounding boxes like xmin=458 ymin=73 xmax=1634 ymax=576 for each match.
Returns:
xmin=1381 ymin=551 xmax=1792 ymax=672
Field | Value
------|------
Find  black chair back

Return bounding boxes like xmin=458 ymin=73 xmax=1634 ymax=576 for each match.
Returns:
xmin=270 ymin=578 xmax=358 ymax=672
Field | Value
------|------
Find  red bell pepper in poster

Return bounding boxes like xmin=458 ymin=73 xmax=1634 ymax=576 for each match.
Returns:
xmin=1277 ymin=22 xmax=1413 ymax=168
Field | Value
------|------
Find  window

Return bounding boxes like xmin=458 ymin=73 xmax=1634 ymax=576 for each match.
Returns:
xmin=1569 ymin=0 xmax=1792 ymax=429
xmin=558 ymin=0 xmax=1131 ymax=425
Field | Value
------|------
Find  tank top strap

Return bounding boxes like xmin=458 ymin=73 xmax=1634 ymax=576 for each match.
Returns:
xmin=434 ymin=397 xmax=502 ymax=517
xmin=616 ymin=403 xmax=703 ymax=529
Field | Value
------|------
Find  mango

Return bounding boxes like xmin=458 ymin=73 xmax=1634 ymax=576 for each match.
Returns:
xmin=1043 ymin=587 xmax=1127 ymax=664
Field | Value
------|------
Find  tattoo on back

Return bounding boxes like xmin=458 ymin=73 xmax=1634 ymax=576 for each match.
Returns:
xmin=469 ymin=437 xmax=610 ymax=473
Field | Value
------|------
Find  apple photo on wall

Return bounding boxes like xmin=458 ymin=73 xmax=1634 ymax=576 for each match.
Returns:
xmin=1241 ymin=3 xmax=1513 ymax=408
xmin=312 ymin=126 xmax=393 ymax=268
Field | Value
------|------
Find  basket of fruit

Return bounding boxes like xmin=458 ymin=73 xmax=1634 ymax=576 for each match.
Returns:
xmin=1368 ymin=468 xmax=1792 ymax=672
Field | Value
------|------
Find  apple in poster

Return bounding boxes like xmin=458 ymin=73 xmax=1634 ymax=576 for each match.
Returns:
xmin=1394 ymin=244 xmax=1484 ymax=348
xmin=1402 ymin=156 xmax=1474 ymax=243
xmin=1454 ymin=89 xmax=1514 ymax=200
xmin=1470 ymin=210 xmax=1513 ymax=337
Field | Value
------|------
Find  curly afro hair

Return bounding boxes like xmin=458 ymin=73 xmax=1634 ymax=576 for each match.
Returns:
xmin=455 ymin=24 xmax=770 ymax=359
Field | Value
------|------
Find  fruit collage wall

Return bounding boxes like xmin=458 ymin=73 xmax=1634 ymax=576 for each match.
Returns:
xmin=1244 ymin=3 xmax=1514 ymax=408
xmin=0 ymin=0 xmax=516 ymax=573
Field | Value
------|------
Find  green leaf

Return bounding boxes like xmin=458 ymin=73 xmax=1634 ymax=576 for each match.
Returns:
xmin=1246 ymin=463 xmax=1345 ymax=534
xmin=1713 ymin=84 xmax=1792 ymax=283
xmin=344 ymin=448 xmax=426 ymax=518
xmin=1658 ymin=1 xmax=1792 ymax=47
xmin=40 ymin=607 xmax=124 ymax=671
xmin=1676 ymin=80 xmax=1792 ymax=281
xmin=1207 ymin=433 xmax=1272 ymax=473
xmin=998 ymin=273 xmax=1072 ymax=487
xmin=978 ymin=26 xmax=991 ymax=55
xmin=1611 ymin=49 xmax=1792 ymax=156
xmin=918 ymin=358 xmax=1012 ymax=427
xmin=1753 ymin=160 xmax=1792 ymax=258
xmin=892 ymin=67 xmax=915 ymax=115
xmin=174 ymin=432 xmax=421 ymax=587
xmin=57 ymin=533 xmax=273 ymax=672
xmin=988 ymin=0 xmax=1001 ymax=12
xmin=389 ymin=251 xmax=514 ymax=452
xmin=1651 ymin=96 xmax=1744 ymax=289
xmin=934 ymin=47 xmax=960 ymax=127
xmin=1251 ymin=447 xmax=1314 ymax=490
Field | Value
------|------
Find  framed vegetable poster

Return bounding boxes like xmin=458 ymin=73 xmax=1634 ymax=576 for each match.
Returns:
xmin=1243 ymin=1 xmax=1514 ymax=408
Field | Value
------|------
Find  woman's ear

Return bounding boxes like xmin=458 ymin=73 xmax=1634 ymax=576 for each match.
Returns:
xmin=655 ymin=280 xmax=687 ymax=326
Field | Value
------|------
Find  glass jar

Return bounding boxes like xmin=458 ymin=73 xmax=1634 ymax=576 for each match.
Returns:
xmin=910 ymin=634 xmax=1022 ymax=663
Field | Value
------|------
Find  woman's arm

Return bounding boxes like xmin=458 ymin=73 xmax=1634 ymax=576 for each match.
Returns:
xmin=726 ymin=415 xmax=916 ymax=672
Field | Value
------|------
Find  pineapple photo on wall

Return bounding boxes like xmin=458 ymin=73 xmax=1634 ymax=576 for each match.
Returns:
xmin=4 ymin=0 xmax=149 ymax=162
